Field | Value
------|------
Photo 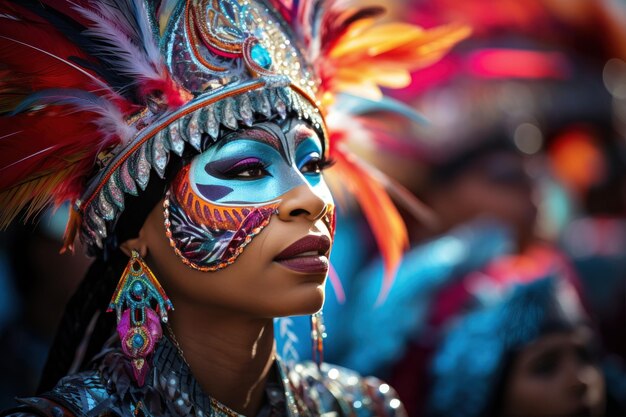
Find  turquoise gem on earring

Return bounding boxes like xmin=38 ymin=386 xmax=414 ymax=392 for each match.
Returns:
xmin=131 ymin=281 xmax=146 ymax=299
xmin=251 ymin=43 xmax=272 ymax=69
xmin=132 ymin=334 xmax=145 ymax=349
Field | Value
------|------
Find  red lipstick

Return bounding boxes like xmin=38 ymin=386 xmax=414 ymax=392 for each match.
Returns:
xmin=274 ymin=235 xmax=331 ymax=274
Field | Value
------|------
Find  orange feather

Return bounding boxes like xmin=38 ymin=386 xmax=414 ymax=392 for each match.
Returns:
xmin=329 ymin=143 xmax=408 ymax=303
xmin=320 ymin=19 xmax=471 ymax=102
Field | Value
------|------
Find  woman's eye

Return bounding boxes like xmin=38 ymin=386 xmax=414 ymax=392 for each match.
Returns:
xmin=300 ymin=157 xmax=334 ymax=174
xmin=530 ymin=353 xmax=559 ymax=378
xmin=575 ymin=345 xmax=598 ymax=365
xmin=236 ymin=165 xmax=266 ymax=178
xmin=222 ymin=159 xmax=270 ymax=179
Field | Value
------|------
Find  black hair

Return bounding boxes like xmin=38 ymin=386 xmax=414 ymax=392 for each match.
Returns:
xmin=37 ymin=251 xmax=123 ymax=392
xmin=5 ymin=222 xmax=40 ymax=298
xmin=485 ymin=350 xmax=515 ymax=417
xmin=38 ymin=154 xmax=186 ymax=392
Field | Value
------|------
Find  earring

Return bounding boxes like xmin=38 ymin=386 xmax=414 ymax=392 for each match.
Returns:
xmin=108 ymin=250 xmax=174 ymax=386
xmin=310 ymin=311 xmax=327 ymax=368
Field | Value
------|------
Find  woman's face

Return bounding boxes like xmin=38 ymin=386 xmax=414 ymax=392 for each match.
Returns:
xmin=139 ymin=118 xmax=335 ymax=317
xmin=501 ymin=327 xmax=605 ymax=417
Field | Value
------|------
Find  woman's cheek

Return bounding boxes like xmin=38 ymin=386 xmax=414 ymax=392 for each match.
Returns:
xmin=164 ymin=164 xmax=280 ymax=271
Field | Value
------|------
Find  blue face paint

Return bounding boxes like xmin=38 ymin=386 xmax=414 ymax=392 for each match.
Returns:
xmin=164 ymin=121 xmax=334 ymax=271
xmin=190 ymin=139 xmax=301 ymax=204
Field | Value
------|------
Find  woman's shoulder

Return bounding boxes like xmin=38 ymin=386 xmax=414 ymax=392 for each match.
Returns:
xmin=1 ymin=370 xmax=113 ymax=417
xmin=288 ymin=361 xmax=407 ymax=417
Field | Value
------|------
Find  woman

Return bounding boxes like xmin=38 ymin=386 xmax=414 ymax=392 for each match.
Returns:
xmin=427 ymin=277 xmax=622 ymax=417
xmin=0 ymin=0 xmax=466 ymax=415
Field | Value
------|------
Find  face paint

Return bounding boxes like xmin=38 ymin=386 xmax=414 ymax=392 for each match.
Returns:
xmin=163 ymin=121 xmax=334 ymax=271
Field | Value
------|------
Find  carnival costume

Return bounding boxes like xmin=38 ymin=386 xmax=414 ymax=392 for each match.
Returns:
xmin=336 ymin=219 xmax=514 ymax=377
xmin=8 ymin=336 xmax=405 ymax=416
xmin=0 ymin=0 xmax=467 ymax=416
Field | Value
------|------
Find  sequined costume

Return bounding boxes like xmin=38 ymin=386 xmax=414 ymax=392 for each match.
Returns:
xmin=4 ymin=336 xmax=404 ymax=417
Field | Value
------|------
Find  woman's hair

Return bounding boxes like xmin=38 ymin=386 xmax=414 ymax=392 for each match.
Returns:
xmin=37 ymin=250 xmax=123 ymax=392
xmin=484 ymin=350 xmax=515 ymax=417
xmin=37 ymin=156 xmax=184 ymax=392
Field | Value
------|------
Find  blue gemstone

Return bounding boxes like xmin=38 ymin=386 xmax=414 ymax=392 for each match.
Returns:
xmin=132 ymin=334 xmax=145 ymax=349
xmin=251 ymin=43 xmax=272 ymax=70
xmin=131 ymin=281 xmax=145 ymax=298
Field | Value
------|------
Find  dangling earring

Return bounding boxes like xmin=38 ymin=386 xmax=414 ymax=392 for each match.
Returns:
xmin=108 ymin=250 xmax=174 ymax=386
xmin=310 ymin=311 xmax=326 ymax=368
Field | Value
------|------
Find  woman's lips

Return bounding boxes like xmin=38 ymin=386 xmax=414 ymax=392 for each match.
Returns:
xmin=275 ymin=256 xmax=329 ymax=274
xmin=274 ymin=235 xmax=331 ymax=274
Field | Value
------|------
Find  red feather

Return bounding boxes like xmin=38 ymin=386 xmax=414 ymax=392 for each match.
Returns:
xmin=0 ymin=5 xmax=103 ymax=94
xmin=0 ymin=2 xmax=136 ymax=227
xmin=0 ymin=121 xmax=108 ymax=229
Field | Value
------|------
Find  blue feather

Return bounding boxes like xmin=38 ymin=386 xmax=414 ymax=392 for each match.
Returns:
xmin=335 ymin=93 xmax=429 ymax=126
xmin=17 ymin=0 xmax=139 ymax=96
xmin=335 ymin=219 xmax=514 ymax=376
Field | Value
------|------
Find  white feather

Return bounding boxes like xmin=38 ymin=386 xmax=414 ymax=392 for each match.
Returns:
xmin=73 ymin=0 xmax=165 ymax=82
xmin=133 ymin=0 xmax=162 ymax=70
xmin=17 ymin=89 xmax=137 ymax=146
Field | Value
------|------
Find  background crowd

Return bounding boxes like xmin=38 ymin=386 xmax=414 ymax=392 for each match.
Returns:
xmin=2 ymin=0 xmax=626 ymax=416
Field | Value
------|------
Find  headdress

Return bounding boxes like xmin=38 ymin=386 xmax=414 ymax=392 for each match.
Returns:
xmin=0 ymin=0 xmax=467 ymax=289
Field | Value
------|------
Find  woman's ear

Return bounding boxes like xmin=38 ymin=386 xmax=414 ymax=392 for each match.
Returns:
xmin=120 ymin=233 xmax=148 ymax=258
xmin=119 ymin=197 xmax=167 ymax=258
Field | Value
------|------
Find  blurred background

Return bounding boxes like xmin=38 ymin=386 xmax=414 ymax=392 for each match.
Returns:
xmin=2 ymin=0 xmax=626 ymax=416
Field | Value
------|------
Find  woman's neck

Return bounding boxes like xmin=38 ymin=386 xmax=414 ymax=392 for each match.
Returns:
xmin=168 ymin=302 xmax=276 ymax=416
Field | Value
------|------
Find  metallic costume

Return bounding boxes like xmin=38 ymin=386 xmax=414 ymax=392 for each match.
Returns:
xmin=5 ymin=336 xmax=405 ymax=417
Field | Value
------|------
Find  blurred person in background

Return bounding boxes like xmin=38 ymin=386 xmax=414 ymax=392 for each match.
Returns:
xmin=549 ymin=62 xmax=626 ymax=362
xmin=552 ymin=127 xmax=626 ymax=363
xmin=427 ymin=276 xmax=626 ymax=417
xmin=327 ymin=0 xmax=626 ymax=415
xmin=334 ymin=69 xmax=589 ymax=415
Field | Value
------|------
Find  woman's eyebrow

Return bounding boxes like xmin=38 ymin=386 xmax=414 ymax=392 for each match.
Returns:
xmin=293 ymin=125 xmax=320 ymax=148
xmin=218 ymin=128 xmax=284 ymax=155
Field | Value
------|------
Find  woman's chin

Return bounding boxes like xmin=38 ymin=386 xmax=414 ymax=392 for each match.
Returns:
xmin=270 ymin=283 xmax=325 ymax=317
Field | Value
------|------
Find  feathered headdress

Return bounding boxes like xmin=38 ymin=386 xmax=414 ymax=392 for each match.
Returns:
xmin=0 ymin=0 xmax=468 ymax=293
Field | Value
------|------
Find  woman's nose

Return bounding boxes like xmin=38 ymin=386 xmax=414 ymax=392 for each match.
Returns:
xmin=566 ymin=362 xmax=594 ymax=399
xmin=276 ymin=184 xmax=328 ymax=222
